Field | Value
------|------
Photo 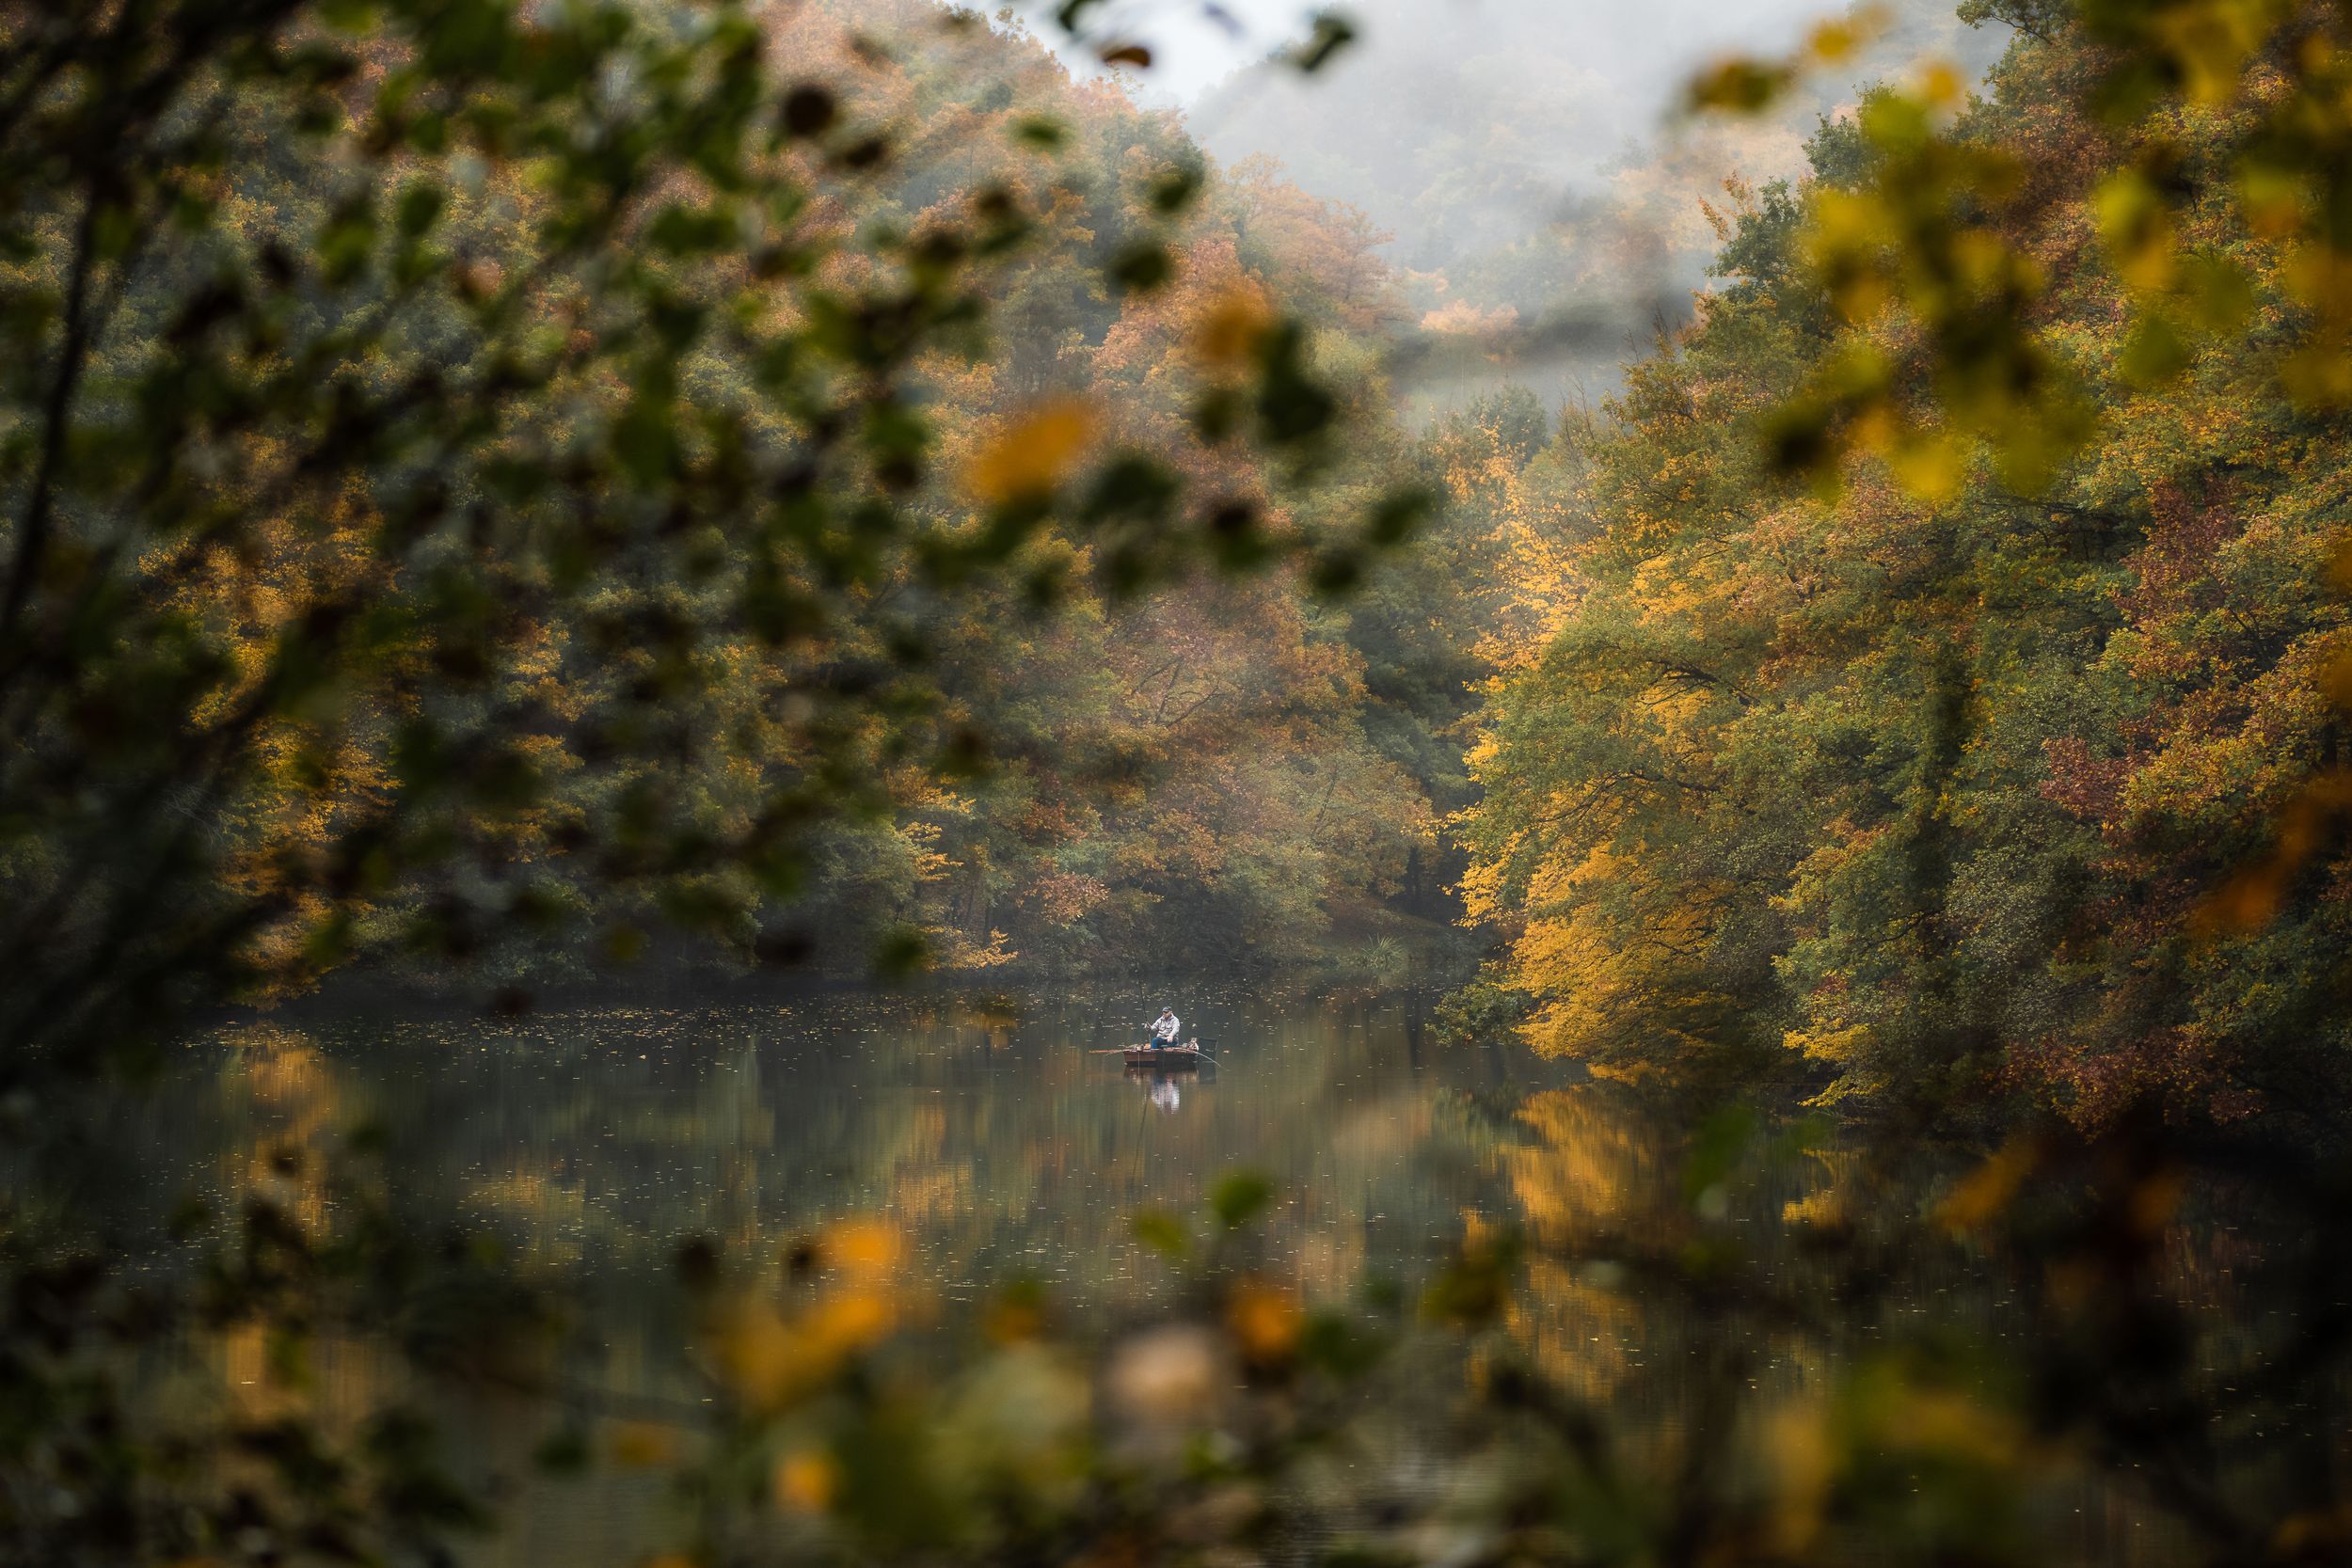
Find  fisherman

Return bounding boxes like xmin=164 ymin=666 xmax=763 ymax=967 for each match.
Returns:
xmin=1150 ymin=1006 xmax=1182 ymax=1049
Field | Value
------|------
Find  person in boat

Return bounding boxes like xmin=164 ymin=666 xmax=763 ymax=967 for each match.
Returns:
xmin=1150 ymin=1006 xmax=1182 ymax=1050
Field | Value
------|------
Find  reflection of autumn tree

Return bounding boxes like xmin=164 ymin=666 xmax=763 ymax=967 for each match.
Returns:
xmin=212 ymin=1023 xmax=350 ymax=1234
xmin=1486 ymin=1090 xmax=1663 ymax=1406
xmin=176 ymin=988 xmax=1510 ymax=1349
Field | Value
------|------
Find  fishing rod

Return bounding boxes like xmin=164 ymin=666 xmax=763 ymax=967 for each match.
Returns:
xmin=1089 ymin=1043 xmax=1223 ymax=1065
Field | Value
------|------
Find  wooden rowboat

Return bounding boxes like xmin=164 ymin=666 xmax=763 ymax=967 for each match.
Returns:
xmin=1124 ymin=1043 xmax=1203 ymax=1068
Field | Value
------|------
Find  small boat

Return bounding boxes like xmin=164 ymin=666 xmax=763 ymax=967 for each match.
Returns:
xmin=1124 ymin=1042 xmax=1204 ymax=1069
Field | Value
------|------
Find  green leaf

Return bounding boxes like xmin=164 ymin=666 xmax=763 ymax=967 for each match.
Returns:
xmin=1681 ymin=1104 xmax=1759 ymax=1207
xmin=1132 ymin=1209 xmax=1190 ymax=1259
xmin=1107 ymin=241 xmax=1173 ymax=293
xmin=396 ymin=181 xmax=446 ymax=238
xmin=1209 ymin=1169 xmax=1275 ymax=1229
xmin=1149 ymin=161 xmax=1204 ymax=214
xmin=1012 ymin=115 xmax=1067 ymax=149
xmin=1291 ymin=10 xmax=1358 ymax=72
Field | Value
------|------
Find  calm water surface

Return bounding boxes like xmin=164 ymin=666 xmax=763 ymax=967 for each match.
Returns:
xmin=186 ymin=979 xmax=1557 ymax=1319
xmin=115 ymin=976 xmax=2264 ymax=1565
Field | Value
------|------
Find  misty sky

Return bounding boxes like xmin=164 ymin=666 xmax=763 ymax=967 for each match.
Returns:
xmin=1021 ymin=0 xmax=1852 ymax=104
xmin=993 ymin=0 xmax=2004 ymax=406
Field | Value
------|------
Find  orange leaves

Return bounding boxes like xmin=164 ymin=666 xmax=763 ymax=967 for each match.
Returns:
xmin=963 ymin=399 xmax=1100 ymax=505
xmin=773 ymin=1449 xmax=840 ymax=1513
xmin=820 ymin=1217 xmax=903 ymax=1273
xmin=1224 ymin=1280 xmax=1302 ymax=1367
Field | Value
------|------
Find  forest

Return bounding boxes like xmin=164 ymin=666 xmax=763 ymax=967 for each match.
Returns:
xmin=1455 ymin=0 xmax=2352 ymax=1126
xmin=5 ymin=0 xmax=2352 ymax=1563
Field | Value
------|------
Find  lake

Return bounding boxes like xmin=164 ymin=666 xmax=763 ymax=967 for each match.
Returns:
xmin=92 ymin=975 xmax=2301 ymax=1566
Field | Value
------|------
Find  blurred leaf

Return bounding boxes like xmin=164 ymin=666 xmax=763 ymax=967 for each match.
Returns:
xmin=1107 ymin=240 xmax=1173 ymax=293
xmin=1290 ymin=11 xmax=1357 ymax=72
xmin=965 ymin=398 xmax=1099 ymax=503
xmin=1933 ymin=1138 xmax=2039 ymax=1234
xmin=781 ymin=83 xmax=837 ymax=136
xmin=1208 ymin=1170 xmax=1275 ymax=1229
xmin=606 ymin=1422 xmax=677 ymax=1469
xmin=1688 ymin=56 xmax=1790 ymax=113
xmin=1681 ymin=1103 xmax=1759 ymax=1207
xmin=1132 ymin=1210 xmax=1190 ymax=1260
xmin=532 ymin=1427 xmax=590 ymax=1476
xmin=1011 ymin=115 xmax=1067 ymax=149
xmin=873 ymin=926 xmax=931 ymax=982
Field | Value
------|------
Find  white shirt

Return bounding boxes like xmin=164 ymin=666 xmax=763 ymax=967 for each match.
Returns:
xmin=1152 ymin=1013 xmax=1182 ymax=1042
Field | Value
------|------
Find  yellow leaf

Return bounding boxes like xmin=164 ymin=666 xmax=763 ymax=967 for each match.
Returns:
xmin=1890 ymin=436 xmax=1964 ymax=503
xmin=1805 ymin=20 xmax=1862 ymax=62
xmin=2151 ymin=0 xmax=2265 ymax=103
xmin=1688 ymin=57 xmax=1788 ymax=114
xmin=1811 ymin=1 xmax=1890 ymax=61
xmin=2093 ymin=172 xmax=2175 ymax=293
xmin=1883 ymin=1387 xmax=2022 ymax=1465
xmin=1934 ymin=1139 xmax=2038 ymax=1234
xmin=964 ymin=399 xmax=1098 ymax=504
xmin=2236 ymin=164 xmax=2307 ymax=237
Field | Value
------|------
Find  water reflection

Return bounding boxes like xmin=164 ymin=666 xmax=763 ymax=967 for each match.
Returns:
xmin=1141 ymin=1072 xmax=1182 ymax=1115
xmin=168 ymin=981 xmax=1557 ymax=1348
xmin=85 ymin=980 xmax=2282 ymax=1566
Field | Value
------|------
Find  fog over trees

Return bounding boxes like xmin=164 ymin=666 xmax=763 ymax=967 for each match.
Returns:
xmin=1023 ymin=0 xmax=2019 ymax=407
